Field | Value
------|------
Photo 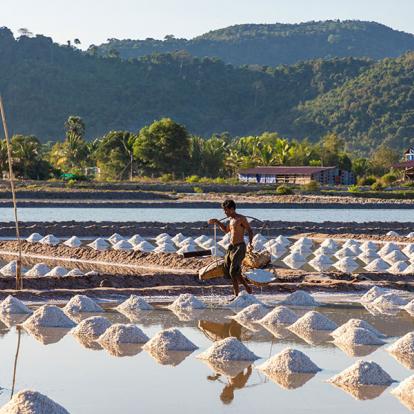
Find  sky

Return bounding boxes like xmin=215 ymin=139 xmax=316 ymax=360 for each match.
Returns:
xmin=2 ymin=0 xmax=414 ymax=48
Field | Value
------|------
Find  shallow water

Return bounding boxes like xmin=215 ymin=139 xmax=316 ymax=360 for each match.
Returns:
xmin=1 ymin=207 xmax=414 ymax=223
xmin=0 ymin=303 xmax=413 ymax=413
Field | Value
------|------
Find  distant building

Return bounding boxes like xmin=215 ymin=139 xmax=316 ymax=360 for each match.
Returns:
xmin=238 ymin=166 xmax=355 ymax=185
xmin=404 ymin=147 xmax=414 ymax=161
xmin=394 ymin=148 xmax=414 ymax=180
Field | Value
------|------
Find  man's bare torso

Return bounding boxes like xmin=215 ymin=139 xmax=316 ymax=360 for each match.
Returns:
xmin=229 ymin=214 xmax=247 ymax=245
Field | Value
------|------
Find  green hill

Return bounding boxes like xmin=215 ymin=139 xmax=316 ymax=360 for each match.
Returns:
xmin=96 ymin=20 xmax=414 ymax=66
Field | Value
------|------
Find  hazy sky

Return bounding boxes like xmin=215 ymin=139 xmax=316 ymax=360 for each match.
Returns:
xmin=2 ymin=0 xmax=414 ymax=48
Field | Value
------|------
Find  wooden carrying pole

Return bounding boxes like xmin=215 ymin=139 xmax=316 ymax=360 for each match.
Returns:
xmin=0 ymin=96 xmax=23 ymax=290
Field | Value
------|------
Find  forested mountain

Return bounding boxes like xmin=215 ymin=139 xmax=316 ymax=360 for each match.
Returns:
xmin=0 ymin=26 xmax=413 ymax=152
xmin=96 ymin=20 xmax=414 ymax=66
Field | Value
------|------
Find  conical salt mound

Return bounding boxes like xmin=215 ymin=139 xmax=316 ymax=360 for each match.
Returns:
xmin=335 ymin=247 xmax=357 ymax=259
xmin=403 ymin=264 xmax=414 ymax=275
xmin=334 ymin=257 xmax=358 ymax=272
xmin=133 ymin=240 xmax=154 ymax=252
xmin=253 ymin=234 xmax=267 ymax=243
xmin=202 ymin=239 xmax=217 ymax=249
xmin=66 ymin=269 xmax=85 ymax=277
xmin=0 ymin=389 xmax=69 ymax=414
xmin=26 ymin=233 xmax=43 ymax=243
xmin=289 ymin=246 xmax=312 ymax=256
xmin=128 ymin=234 xmax=145 ymax=245
xmin=404 ymin=300 xmax=414 ymax=313
xmin=387 ymin=332 xmax=414 ymax=354
xmin=195 ymin=235 xmax=210 ymax=246
xmin=310 ymin=254 xmax=333 ymax=265
xmin=378 ymin=242 xmax=399 ymax=257
xmin=197 ymin=337 xmax=258 ymax=361
xmin=333 ymin=327 xmax=385 ymax=346
xmin=63 ymin=236 xmax=82 ymax=248
xmin=331 ymin=319 xmax=384 ymax=339
xmin=384 ymin=250 xmax=408 ymax=264
xmin=0 ymin=261 xmax=19 ymax=276
xmin=98 ymin=323 xmax=149 ymax=345
xmin=88 ymin=238 xmax=109 ymax=251
xmin=225 ymin=292 xmax=263 ymax=309
xmin=391 ymin=375 xmax=414 ymax=411
xmin=25 ymin=263 xmax=50 ymax=277
xmin=358 ymin=250 xmax=379 ymax=264
xmin=328 ymin=360 xmax=394 ymax=386
xmin=361 ymin=241 xmax=377 ymax=251
xmin=39 ymin=234 xmax=60 ymax=246
xmin=308 ymin=258 xmax=332 ymax=272
xmin=293 ymin=237 xmax=313 ymax=247
xmin=23 ymin=305 xmax=76 ymax=328
xmin=210 ymin=246 xmax=224 ymax=257
xmin=360 ymin=286 xmax=389 ymax=303
xmin=257 ymin=348 xmax=321 ymax=374
xmin=364 ymin=258 xmax=389 ymax=272
xmin=259 ymin=306 xmax=298 ymax=325
xmin=313 ymin=246 xmax=334 ymax=256
xmin=154 ymin=243 xmax=176 ymax=253
xmin=388 ymin=261 xmax=408 ymax=274
xmin=403 ymin=244 xmax=414 ymax=257
xmin=275 ymin=235 xmax=290 ymax=246
xmin=144 ymin=328 xmax=198 ymax=352
xmin=155 ymin=233 xmax=171 ymax=241
xmin=281 ymin=290 xmax=319 ymax=306
xmin=108 ymin=233 xmax=124 ymax=244
xmin=117 ymin=295 xmax=153 ymax=312
xmin=321 ymin=238 xmax=338 ymax=250
xmin=72 ymin=316 xmax=111 ymax=338
xmin=283 ymin=252 xmax=306 ymax=268
xmin=0 ymin=296 xmax=32 ymax=315
xmin=176 ymin=244 xmax=198 ymax=254
xmin=372 ymin=293 xmax=408 ymax=308
xmin=168 ymin=294 xmax=205 ymax=310
xmin=112 ymin=240 xmax=133 ymax=251
xmin=232 ymin=304 xmax=269 ymax=322
xmin=45 ymin=266 xmax=68 ymax=277
xmin=386 ymin=230 xmax=399 ymax=237
xmin=64 ymin=295 xmax=103 ymax=314
xmin=289 ymin=311 xmax=337 ymax=332
xmin=172 ymin=233 xmax=186 ymax=244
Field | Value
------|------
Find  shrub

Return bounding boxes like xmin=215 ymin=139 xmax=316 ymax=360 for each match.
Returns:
xmin=357 ymin=175 xmax=377 ymax=186
xmin=185 ymin=175 xmax=200 ymax=183
xmin=160 ymin=173 xmax=173 ymax=182
xmin=348 ymin=185 xmax=361 ymax=193
xmin=66 ymin=179 xmax=77 ymax=188
xmin=303 ymin=180 xmax=320 ymax=192
xmin=381 ymin=172 xmax=398 ymax=186
xmin=371 ymin=181 xmax=384 ymax=191
xmin=213 ymin=177 xmax=226 ymax=184
xmin=193 ymin=186 xmax=203 ymax=193
xmin=276 ymin=184 xmax=293 ymax=195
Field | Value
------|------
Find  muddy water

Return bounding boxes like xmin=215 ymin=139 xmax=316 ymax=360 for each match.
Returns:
xmin=0 ymin=303 xmax=413 ymax=413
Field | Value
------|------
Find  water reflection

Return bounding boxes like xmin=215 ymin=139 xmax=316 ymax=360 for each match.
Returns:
xmin=100 ymin=342 xmax=143 ymax=358
xmin=330 ymin=382 xmax=389 ymax=401
xmin=333 ymin=342 xmax=382 ymax=357
xmin=23 ymin=326 xmax=70 ymax=345
xmin=0 ymin=314 xmax=29 ymax=328
xmin=262 ymin=371 xmax=316 ymax=390
xmin=388 ymin=351 xmax=414 ymax=370
xmin=145 ymin=348 xmax=195 ymax=366
xmin=72 ymin=334 xmax=103 ymax=351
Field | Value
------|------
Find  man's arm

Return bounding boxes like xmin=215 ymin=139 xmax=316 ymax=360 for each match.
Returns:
xmin=241 ymin=217 xmax=253 ymax=246
xmin=208 ymin=219 xmax=229 ymax=233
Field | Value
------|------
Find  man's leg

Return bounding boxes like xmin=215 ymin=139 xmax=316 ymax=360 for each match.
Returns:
xmin=229 ymin=249 xmax=240 ymax=297
xmin=232 ymin=244 xmax=252 ymax=294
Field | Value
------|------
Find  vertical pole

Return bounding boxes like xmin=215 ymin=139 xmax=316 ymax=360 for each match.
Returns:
xmin=0 ymin=96 xmax=23 ymax=290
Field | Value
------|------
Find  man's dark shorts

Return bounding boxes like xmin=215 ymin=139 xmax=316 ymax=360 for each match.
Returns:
xmin=223 ymin=242 xmax=246 ymax=282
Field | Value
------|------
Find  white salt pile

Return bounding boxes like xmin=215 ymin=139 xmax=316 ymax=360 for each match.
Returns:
xmin=391 ymin=375 xmax=414 ymax=410
xmin=39 ymin=234 xmax=60 ymax=246
xmin=289 ymin=311 xmax=337 ymax=331
xmin=275 ymin=235 xmax=290 ymax=246
xmin=403 ymin=244 xmax=414 ymax=257
xmin=225 ymin=291 xmax=263 ymax=308
xmin=331 ymin=319 xmax=384 ymax=339
xmin=63 ymin=236 xmax=82 ymax=248
xmin=0 ymin=261 xmax=19 ymax=276
xmin=108 ymin=233 xmax=124 ymax=244
xmin=335 ymin=247 xmax=357 ymax=259
xmin=388 ymin=261 xmax=408 ymax=274
xmin=404 ymin=300 xmax=414 ymax=313
xmin=349 ymin=245 xmax=362 ymax=255
xmin=87 ymin=238 xmax=109 ymax=251
xmin=334 ymin=257 xmax=358 ymax=272
xmin=25 ymin=263 xmax=50 ymax=277
xmin=403 ymin=264 xmax=414 ymax=275
xmin=176 ymin=237 xmax=193 ymax=247
xmin=358 ymin=251 xmax=380 ymax=264
xmin=154 ymin=243 xmax=176 ymax=253
xmin=372 ymin=293 xmax=409 ymax=308
xmin=197 ymin=337 xmax=258 ymax=361
xmin=117 ymin=295 xmax=153 ymax=312
xmin=328 ymin=360 xmax=394 ymax=386
xmin=257 ymin=348 xmax=321 ymax=374
xmin=64 ymin=295 xmax=104 ymax=314
xmin=283 ymin=252 xmax=306 ymax=268
xmin=281 ymin=290 xmax=319 ymax=307
xmin=258 ymin=306 xmax=298 ymax=325
xmin=289 ymin=246 xmax=312 ymax=257
xmin=252 ymin=240 xmax=266 ymax=251
xmin=168 ymin=293 xmax=206 ymax=310
xmin=384 ymin=250 xmax=408 ymax=264
xmin=85 ymin=271 xmax=99 ymax=276
xmin=313 ymin=246 xmax=334 ymax=256
xmin=253 ymin=234 xmax=267 ymax=243
xmin=45 ymin=266 xmax=68 ymax=277
xmin=128 ymin=235 xmax=145 ymax=245
xmin=293 ymin=237 xmax=313 ymax=248
xmin=112 ymin=240 xmax=133 ymax=251
xmin=232 ymin=304 xmax=269 ymax=322
xmin=156 ymin=233 xmax=172 ymax=242
xmin=172 ymin=233 xmax=186 ymax=245
xmin=210 ymin=246 xmax=224 ymax=257
xmin=360 ymin=286 xmax=389 ymax=303
xmin=343 ymin=239 xmax=359 ymax=247
xmin=176 ymin=244 xmax=198 ymax=254
xmin=386 ymin=231 xmax=399 ymax=237
xmin=267 ymin=243 xmax=286 ymax=257
xmin=309 ymin=256 xmax=332 ymax=271
xmin=0 ymin=389 xmax=69 ymax=414
xmin=244 ymin=269 xmax=275 ymax=284
xmin=378 ymin=242 xmax=399 ymax=257
xmin=23 ymin=305 xmax=76 ymax=328
xmin=0 ymin=296 xmax=32 ymax=315
xmin=26 ymin=233 xmax=43 ymax=243
xmin=72 ymin=316 xmax=111 ymax=337
xmin=361 ymin=241 xmax=377 ymax=251
xmin=387 ymin=332 xmax=414 ymax=355
xmin=264 ymin=239 xmax=277 ymax=249
xmin=333 ymin=327 xmax=385 ymax=346
xmin=66 ymin=268 xmax=85 ymax=277
xmin=194 ymin=235 xmax=209 ymax=245
xmin=98 ymin=323 xmax=149 ymax=345
xmin=134 ymin=240 xmax=154 ymax=252
xmin=321 ymin=238 xmax=338 ymax=250
xmin=364 ymin=258 xmax=389 ymax=272
xmin=203 ymin=239 xmax=217 ymax=249
xmin=144 ymin=328 xmax=198 ymax=352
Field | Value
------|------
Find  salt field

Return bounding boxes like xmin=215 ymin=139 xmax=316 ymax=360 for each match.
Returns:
xmin=0 ymin=299 xmax=413 ymax=413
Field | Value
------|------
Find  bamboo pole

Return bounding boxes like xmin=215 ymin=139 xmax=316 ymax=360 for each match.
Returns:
xmin=0 ymin=95 xmax=23 ymax=290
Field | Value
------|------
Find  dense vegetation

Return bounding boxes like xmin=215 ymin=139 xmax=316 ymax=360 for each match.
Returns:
xmin=96 ymin=20 xmax=414 ymax=66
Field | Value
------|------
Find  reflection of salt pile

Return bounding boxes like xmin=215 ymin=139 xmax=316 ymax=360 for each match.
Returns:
xmin=232 ymin=304 xmax=269 ymax=322
xmin=333 ymin=327 xmax=385 ymax=346
xmin=144 ymin=328 xmax=198 ymax=352
xmin=328 ymin=360 xmax=394 ymax=386
xmin=198 ymin=337 xmax=258 ymax=361
xmin=39 ymin=234 xmax=60 ymax=246
xmin=391 ymin=375 xmax=414 ymax=411
xmin=403 ymin=264 xmax=414 ymax=275
xmin=23 ymin=305 xmax=76 ymax=328
xmin=404 ymin=299 xmax=414 ymax=313
xmin=281 ymin=290 xmax=319 ymax=306
xmin=108 ymin=233 xmax=124 ymax=244
xmin=0 ymin=295 xmax=32 ymax=314
xmin=88 ymin=238 xmax=109 ymax=251
xmin=361 ymin=241 xmax=377 ymax=251
xmin=63 ymin=236 xmax=82 ymax=247
xmin=112 ymin=240 xmax=133 ymax=251
xmin=72 ymin=316 xmax=111 ymax=338
xmin=331 ymin=319 xmax=384 ymax=339
xmin=387 ymin=332 xmax=414 ymax=355
xmin=168 ymin=293 xmax=206 ymax=310
xmin=360 ymin=286 xmax=388 ymax=303
xmin=364 ymin=258 xmax=389 ymax=272
xmin=117 ymin=295 xmax=153 ymax=312
xmin=289 ymin=311 xmax=337 ymax=332
xmin=334 ymin=257 xmax=358 ymax=273
xmin=372 ymin=293 xmax=408 ymax=308
xmin=26 ymin=232 xmax=43 ymax=243
xmin=99 ymin=323 xmax=149 ymax=344
xmin=0 ymin=389 xmax=69 ymax=414
xmin=258 ymin=348 xmax=321 ymax=374
xmin=134 ymin=241 xmax=154 ymax=252
xmin=309 ymin=255 xmax=333 ymax=271
xmin=64 ymin=295 xmax=104 ymax=314
xmin=403 ymin=244 xmax=414 ymax=257
xmin=358 ymin=250 xmax=379 ymax=264
xmin=313 ymin=246 xmax=334 ymax=256
xmin=335 ymin=247 xmax=357 ymax=259
xmin=225 ymin=292 xmax=263 ymax=309
xmin=388 ymin=261 xmax=408 ymax=274
xmin=384 ymin=250 xmax=408 ymax=264
xmin=45 ymin=266 xmax=68 ymax=277
xmin=258 ymin=306 xmax=298 ymax=325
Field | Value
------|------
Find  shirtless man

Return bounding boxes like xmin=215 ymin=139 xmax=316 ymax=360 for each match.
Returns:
xmin=208 ymin=199 xmax=253 ymax=299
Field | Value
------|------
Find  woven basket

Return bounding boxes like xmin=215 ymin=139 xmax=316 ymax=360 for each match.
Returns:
xmin=242 ymin=250 xmax=271 ymax=269
xmin=198 ymin=260 xmax=225 ymax=281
